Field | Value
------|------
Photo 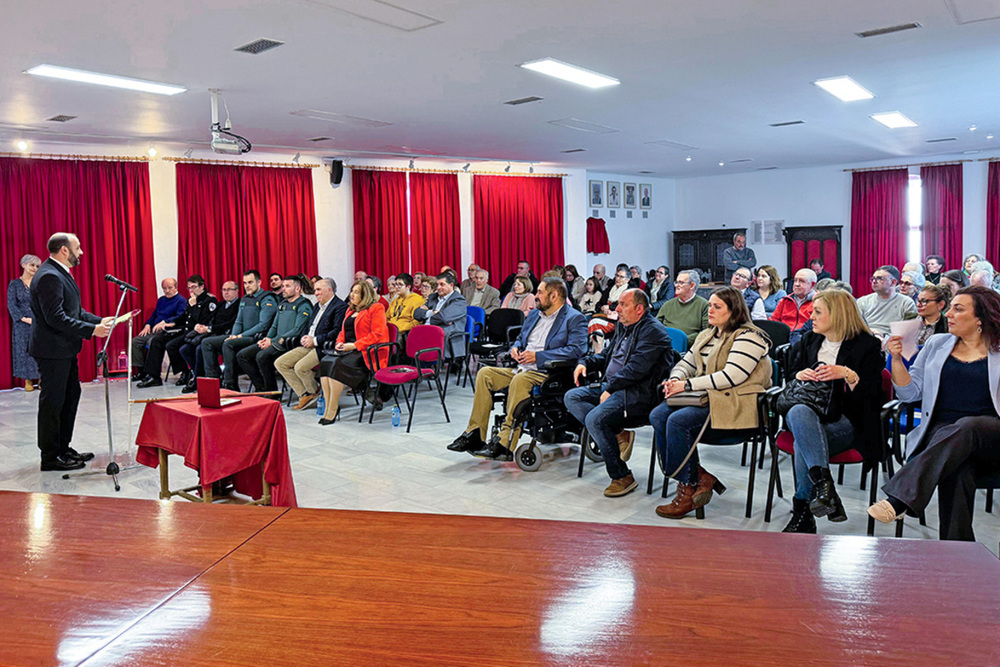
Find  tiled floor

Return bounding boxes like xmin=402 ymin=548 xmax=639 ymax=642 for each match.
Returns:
xmin=2 ymin=374 xmax=998 ymax=554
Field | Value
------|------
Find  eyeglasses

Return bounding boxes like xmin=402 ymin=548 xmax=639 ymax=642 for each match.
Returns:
xmin=916 ymin=298 xmax=941 ymax=306
xmin=900 ymin=281 xmax=914 ymax=287
xmin=870 ymin=276 xmax=889 ymax=283
xmin=673 ymin=280 xmax=690 ymax=286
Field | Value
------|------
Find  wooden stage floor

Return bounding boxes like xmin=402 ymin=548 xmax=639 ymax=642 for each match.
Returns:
xmin=2 ymin=490 xmax=998 ymax=666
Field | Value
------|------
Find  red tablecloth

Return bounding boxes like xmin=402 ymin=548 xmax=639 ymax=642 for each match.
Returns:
xmin=135 ymin=396 xmax=297 ymax=507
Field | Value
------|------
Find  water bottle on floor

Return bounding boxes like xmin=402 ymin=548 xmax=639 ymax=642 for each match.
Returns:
xmin=316 ymin=395 xmax=325 ymax=416
xmin=391 ymin=406 xmax=401 ymax=427
xmin=117 ymin=350 xmax=128 ymax=372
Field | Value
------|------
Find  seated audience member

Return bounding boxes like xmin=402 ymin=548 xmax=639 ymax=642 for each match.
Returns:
xmin=815 ymin=278 xmax=836 ymax=293
xmin=857 ymin=265 xmax=917 ymax=338
xmin=657 ymin=269 xmax=709 ymax=347
xmin=592 ymin=264 xmax=611 ymax=293
xmin=578 ymin=278 xmax=603 ymax=316
xmin=962 ymin=253 xmax=981 ymax=277
xmin=461 ymin=269 xmax=501 ymax=314
xmin=652 ymin=286 xmax=772 ymax=518
xmin=902 ymin=261 xmax=925 ymax=276
xmin=130 ymin=278 xmax=186 ymax=379
xmin=629 ymin=265 xmax=646 ymax=290
xmin=365 ymin=276 xmax=389 ymax=309
xmin=588 ymin=268 xmax=630 ymax=351
xmin=563 ymin=264 xmax=586 ymax=304
xmin=899 ymin=270 xmax=926 ymax=301
xmin=179 ymin=280 xmax=240 ymax=393
xmin=779 ymin=289 xmax=883 ymax=533
xmin=268 ymin=272 xmax=284 ymax=294
xmin=354 ymin=270 xmax=368 ymax=282
xmin=729 ymin=267 xmax=756 ymax=312
xmin=749 ymin=265 xmax=787 ymax=319
xmin=412 ymin=272 xmax=425 ymax=295
xmin=969 ymin=260 xmax=996 ymax=290
xmin=499 ymin=260 xmax=540 ymax=298
xmin=275 ymin=278 xmax=348 ymax=409
xmin=310 ymin=274 xmax=323 ymax=288
xmin=646 ymin=265 xmax=674 ymax=312
xmin=137 ymin=275 xmax=217 ymax=388
xmin=500 ymin=276 xmax=537 ymax=314
xmin=939 ymin=269 xmax=968 ymax=300
xmin=916 ymin=284 xmax=949 ymax=345
xmin=449 ymin=277 xmax=588 ymax=460
xmin=237 ymin=276 xmax=313 ymax=393
xmin=420 ymin=280 xmax=434 ymax=299
xmin=386 ymin=275 xmax=399 ymax=304
xmin=770 ymin=268 xmax=818 ymax=344
xmin=316 ymin=281 xmax=389 ymax=425
xmin=870 ymin=287 xmax=1000 ymax=541
xmin=809 ymin=258 xmax=831 ymax=282
xmin=460 ymin=264 xmax=479 ymax=293
xmin=387 ymin=273 xmax=426 ymax=335
xmin=414 ymin=272 xmax=469 ymax=360
xmin=202 ymin=270 xmax=278 ymax=391
xmin=925 ymin=255 xmax=945 ymax=285
xmin=565 ymin=289 xmax=673 ymax=497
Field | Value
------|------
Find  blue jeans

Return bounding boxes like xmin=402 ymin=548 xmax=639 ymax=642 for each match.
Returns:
xmin=649 ymin=402 xmax=711 ymax=485
xmin=564 ymin=385 xmax=630 ymax=480
xmin=784 ymin=404 xmax=855 ymax=500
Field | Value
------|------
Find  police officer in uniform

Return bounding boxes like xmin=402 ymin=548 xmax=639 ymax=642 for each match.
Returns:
xmin=237 ymin=275 xmax=313 ymax=392
xmin=179 ymin=280 xmax=241 ymax=392
xmin=201 ymin=270 xmax=278 ymax=391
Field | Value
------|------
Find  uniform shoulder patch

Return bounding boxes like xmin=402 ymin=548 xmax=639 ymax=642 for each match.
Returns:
xmin=209 ymin=303 xmax=217 ymax=311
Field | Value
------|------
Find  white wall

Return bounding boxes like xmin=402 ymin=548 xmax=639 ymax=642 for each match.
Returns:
xmin=673 ymin=151 xmax=997 ymax=283
xmin=584 ymin=172 xmax=676 ymax=278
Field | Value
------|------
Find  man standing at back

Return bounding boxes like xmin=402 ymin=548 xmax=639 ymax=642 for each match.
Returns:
xmin=722 ymin=232 xmax=756 ymax=283
xmin=30 ymin=233 xmax=112 ymax=471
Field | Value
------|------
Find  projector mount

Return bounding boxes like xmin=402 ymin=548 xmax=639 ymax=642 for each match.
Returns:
xmin=209 ymin=88 xmax=252 ymax=155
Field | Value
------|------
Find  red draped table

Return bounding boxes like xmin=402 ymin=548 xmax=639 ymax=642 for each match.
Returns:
xmin=135 ymin=395 xmax=297 ymax=507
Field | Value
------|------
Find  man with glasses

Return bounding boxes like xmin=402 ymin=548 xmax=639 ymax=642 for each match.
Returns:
xmin=179 ymin=281 xmax=242 ymax=393
xmin=899 ymin=271 xmax=926 ymax=302
xmin=770 ymin=268 xmax=818 ymax=344
xmin=857 ymin=265 xmax=917 ymax=338
xmin=130 ymin=277 xmax=186 ymax=380
xmin=656 ymin=269 xmax=709 ymax=347
xmin=730 ymin=267 xmax=758 ymax=312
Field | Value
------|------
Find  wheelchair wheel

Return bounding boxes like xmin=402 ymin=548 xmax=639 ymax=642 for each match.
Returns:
xmin=514 ymin=442 xmax=543 ymax=472
xmin=583 ymin=432 xmax=603 ymax=462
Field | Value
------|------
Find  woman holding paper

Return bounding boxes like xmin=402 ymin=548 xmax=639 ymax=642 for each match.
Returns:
xmin=870 ymin=286 xmax=1000 ymax=540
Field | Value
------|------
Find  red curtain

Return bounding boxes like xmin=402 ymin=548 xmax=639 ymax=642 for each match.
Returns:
xmin=850 ymin=169 xmax=908 ymax=296
xmin=410 ymin=172 xmax=460 ymax=274
xmin=586 ymin=217 xmax=611 ymax=254
xmin=921 ymin=163 xmax=963 ymax=270
xmin=352 ymin=170 xmax=408 ymax=280
xmin=987 ymin=162 xmax=1000 ymax=264
xmin=0 ymin=158 xmax=156 ymax=388
xmin=176 ymin=163 xmax=318 ymax=294
xmin=473 ymin=175 xmax=564 ymax=282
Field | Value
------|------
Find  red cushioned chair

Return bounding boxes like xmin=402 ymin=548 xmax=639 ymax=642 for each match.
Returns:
xmin=366 ymin=324 xmax=449 ymax=433
xmin=763 ymin=368 xmax=897 ymax=536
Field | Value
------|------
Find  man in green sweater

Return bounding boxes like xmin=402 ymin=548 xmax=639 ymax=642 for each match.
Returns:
xmin=237 ymin=276 xmax=313 ymax=392
xmin=656 ymin=269 xmax=709 ymax=348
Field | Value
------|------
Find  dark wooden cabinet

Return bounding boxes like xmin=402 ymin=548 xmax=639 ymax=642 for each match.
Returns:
xmin=673 ymin=228 xmax=745 ymax=283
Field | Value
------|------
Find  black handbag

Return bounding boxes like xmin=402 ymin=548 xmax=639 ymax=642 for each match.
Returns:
xmin=775 ymin=364 xmax=842 ymax=422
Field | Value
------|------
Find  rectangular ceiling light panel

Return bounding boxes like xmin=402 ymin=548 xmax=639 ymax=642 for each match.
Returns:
xmin=871 ymin=111 xmax=917 ymax=128
xmin=290 ymin=109 xmax=392 ymax=128
xmin=814 ymin=76 xmax=874 ymax=102
xmin=25 ymin=65 xmax=186 ymax=95
xmin=645 ymin=139 xmax=699 ymax=151
xmin=519 ymin=58 xmax=620 ymax=89
xmin=301 ymin=0 xmax=442 ymax=31
xmin=548 ymin=118 xmax=620 ymax=134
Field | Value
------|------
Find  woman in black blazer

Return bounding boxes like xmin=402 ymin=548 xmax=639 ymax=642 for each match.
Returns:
xmin=781 ymin=289 xmax=884 ymax=534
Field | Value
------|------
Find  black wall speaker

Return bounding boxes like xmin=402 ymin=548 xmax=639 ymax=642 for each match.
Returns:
xmin=329 ymin=159 xmax=344 ymax=186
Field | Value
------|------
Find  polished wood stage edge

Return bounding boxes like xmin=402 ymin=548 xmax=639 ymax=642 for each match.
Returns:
xmin=0 ymin=491 xmax=286 ymax=666
xmin=82 ymin=507 xmax=1000 ymax=666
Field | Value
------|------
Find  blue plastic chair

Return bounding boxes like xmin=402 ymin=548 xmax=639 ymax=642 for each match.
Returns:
xmin=664 ymin=326 xmax=688 ymax=354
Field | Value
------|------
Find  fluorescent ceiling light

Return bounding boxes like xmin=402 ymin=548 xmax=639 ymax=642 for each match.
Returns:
xmin=25 ymin=64 xmax=186 ymax=96
xmin=519 ymin=58 xmax=620 ymax=89
xmin=871 ymin=111 xmax=917 ymax=128
xmin=813 ymin=76 xmax=874 ymax=102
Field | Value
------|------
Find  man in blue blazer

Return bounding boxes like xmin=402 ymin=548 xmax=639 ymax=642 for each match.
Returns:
xmin=30 ymin=233 xmax=113 ymax=471
xmin=448 ymin=277 xmax=588 ymax=461
xmin=413 ymin=272 xmax=469 ymax=359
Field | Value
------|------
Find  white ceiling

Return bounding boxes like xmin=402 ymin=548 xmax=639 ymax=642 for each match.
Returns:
xmin=2 ymin=0 xmax=1000 ymax=177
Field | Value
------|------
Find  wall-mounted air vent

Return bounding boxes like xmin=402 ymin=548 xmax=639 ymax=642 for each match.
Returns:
xmin=926 ymin=137 xmax=957 ymax=143
xmin=235 ymin=38 xmax=285 ymax=54
xmin=856 ymin=22 xmax=921 ymax=38
xmin=46 ymin=114 xmax=77 ymax=122
xmin=505 ymin=96 xmax=543 ymax=106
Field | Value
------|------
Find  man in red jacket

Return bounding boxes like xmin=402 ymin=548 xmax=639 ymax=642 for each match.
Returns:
xmin=770 ymin=268 xmax=817 ymax=344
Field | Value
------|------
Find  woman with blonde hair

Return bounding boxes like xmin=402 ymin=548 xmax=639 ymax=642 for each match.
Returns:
xmin=780 ymin=288 xmax=884 ymax=533
xmin=316 ymin=280 xmax=389 ymax=425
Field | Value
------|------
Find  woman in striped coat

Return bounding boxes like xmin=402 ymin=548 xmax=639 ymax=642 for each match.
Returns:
xmin=650 ymin=286 xmax=772 ymax=519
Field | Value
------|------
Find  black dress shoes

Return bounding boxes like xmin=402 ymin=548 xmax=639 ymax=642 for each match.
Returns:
xmin=472 ymin=438 xmax=513 ymax=462
xmin=447 ymin=430 xmax=485 ymax=453
xmin=181 ymin=381 xmax=198 ymax=394
xmin=66 ymin=447 xmax=95 ymax=462
xmin=137 ymin=376 xmax=163 ymax=388
xmin=782 ymin=498 xmax=817 ymax=533
xmin=41 ymin=455 xmax=86 ymax=471
xmin=175 ymin=371 xmax=193 ymax=386
xmin=808 ymin=466 xmax=847 ymax=522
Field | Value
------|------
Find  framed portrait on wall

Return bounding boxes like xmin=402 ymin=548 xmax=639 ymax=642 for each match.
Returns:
xmin=639 ymin=183 xmax=652 ymax=209
xmin=624 ymin=182 xmax=637 ymax=209
xmin=589 ymin=180 xmax=603 ymax=207
xmin=606 ymin=181 xmax=621 ymax=208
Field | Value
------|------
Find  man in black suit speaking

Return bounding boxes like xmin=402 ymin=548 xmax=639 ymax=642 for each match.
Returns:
xmin=30 ymin=233 xmax=112 ymax=471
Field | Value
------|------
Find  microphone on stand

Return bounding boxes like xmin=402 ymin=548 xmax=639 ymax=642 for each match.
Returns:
xmin=105 ymin=274 xmax=138 ymax=292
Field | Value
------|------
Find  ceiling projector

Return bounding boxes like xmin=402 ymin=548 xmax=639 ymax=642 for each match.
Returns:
xmin=210 ymin=131 xmax=245 ymax=155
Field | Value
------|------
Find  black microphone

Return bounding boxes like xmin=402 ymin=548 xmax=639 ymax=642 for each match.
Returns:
xmin=105 ymin=274 xmax=138 ymax=292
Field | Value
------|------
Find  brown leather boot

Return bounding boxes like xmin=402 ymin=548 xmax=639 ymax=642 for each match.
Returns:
xmin=692 ymin=466 xmax=726 ymax=508
xmin=655 ymin=482 xmax=697 ymax=519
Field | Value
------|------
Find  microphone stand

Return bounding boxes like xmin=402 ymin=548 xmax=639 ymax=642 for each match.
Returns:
xmin=63 ymin=282 xmax=142 ymax=491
